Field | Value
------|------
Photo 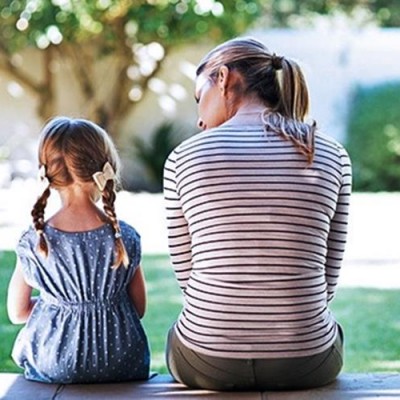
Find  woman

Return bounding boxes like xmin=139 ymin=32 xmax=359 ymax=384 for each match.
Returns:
xmin=163 ymin=37 xmax=351 ymax=391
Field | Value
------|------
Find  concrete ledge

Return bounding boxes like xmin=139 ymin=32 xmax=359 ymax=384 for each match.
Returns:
xmin=1 ymin=372 xmax=399 ymax=399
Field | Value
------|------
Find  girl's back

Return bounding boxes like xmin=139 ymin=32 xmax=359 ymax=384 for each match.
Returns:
xmin=13 ymin=221 xmax=149 ymax=383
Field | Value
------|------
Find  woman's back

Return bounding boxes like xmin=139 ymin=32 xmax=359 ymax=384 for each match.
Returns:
xmin=164 ymin=124 xmax=351 ymax=359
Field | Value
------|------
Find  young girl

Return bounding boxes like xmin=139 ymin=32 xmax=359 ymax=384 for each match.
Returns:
xmin=7 ymin=116 xmax=150 ymax=383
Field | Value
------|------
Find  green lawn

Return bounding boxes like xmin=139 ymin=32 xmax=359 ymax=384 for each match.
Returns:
xmin=1 ymin=250 xmax=399 ymax=374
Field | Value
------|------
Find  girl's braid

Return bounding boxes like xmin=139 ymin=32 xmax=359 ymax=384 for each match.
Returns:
xmin=31 ymin=187 xmax=51 ymax=257
xmin=102 ymin=180 xmax=129 ymax=268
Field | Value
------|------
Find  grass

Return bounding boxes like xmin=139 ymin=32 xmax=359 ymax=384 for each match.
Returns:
xmin=332 ymin=287 xmax=400 ymax=372
xmin=141 ymin=255 xmax=182 ymax=373
xmin=1 ymin=250 xmax=399 ymax=374
xmin=0 ymin=251 xmax=20 ymax=372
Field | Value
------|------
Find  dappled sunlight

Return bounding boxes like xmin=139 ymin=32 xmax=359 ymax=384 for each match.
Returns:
xmin=371 ymin=360 xmax=400 ymax=372
xmin=364 ymin=292 xmax=390 ymax=305
xmin=154 ymin=389 xmax=221 ymax=397
xmin=393 ymin=321 xmax=400 ymax=332
xmin=0 ymin=374 xmax=19 ymax=399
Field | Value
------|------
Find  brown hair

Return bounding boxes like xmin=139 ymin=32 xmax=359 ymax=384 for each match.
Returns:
xmin=196 ymin=37 xmax=316 ymax=162
xmin=32 ymin=116 xmax=129 ymax=268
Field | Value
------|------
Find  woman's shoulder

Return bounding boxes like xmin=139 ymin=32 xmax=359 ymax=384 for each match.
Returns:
xmin=315 ymin=131 xmax=349 ymax=155
xmin=173 ymin=125 xmax=236 ymax=155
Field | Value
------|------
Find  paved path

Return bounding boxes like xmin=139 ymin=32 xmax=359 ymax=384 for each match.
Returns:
xmin=1 ymin=183 xmax=399 ymax=288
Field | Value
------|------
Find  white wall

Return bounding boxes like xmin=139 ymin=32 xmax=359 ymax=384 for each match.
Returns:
xmin=1 ymin=29 xmax=400 ymax=187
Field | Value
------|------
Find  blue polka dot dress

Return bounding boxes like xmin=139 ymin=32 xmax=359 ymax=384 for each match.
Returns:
xmin=12 ymin=221 xmax=150 ymax=383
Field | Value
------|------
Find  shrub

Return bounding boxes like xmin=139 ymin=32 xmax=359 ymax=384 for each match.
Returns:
xmin=346 ymin=82 xmax=400 ymax=191
xmin=130 ymin=121 xmax=193 ymax=192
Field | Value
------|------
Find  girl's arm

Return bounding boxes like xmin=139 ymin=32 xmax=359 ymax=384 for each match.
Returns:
xmin=128 ymin=265 xmax=146 ymax=319
xmin=7 ymin=259 xmax=35 ymax=324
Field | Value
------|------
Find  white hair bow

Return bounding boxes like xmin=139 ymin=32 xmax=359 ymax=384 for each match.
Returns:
xmin=93 ymin=162 xmax=115 ymax=191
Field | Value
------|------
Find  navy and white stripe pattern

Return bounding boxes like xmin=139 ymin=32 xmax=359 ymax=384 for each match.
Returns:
xmin=164 ymin=124 xmax=352 ymax=359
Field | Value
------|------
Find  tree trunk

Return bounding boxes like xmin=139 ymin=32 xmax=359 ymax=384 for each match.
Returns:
xmin=37 ymin=46 xmax=56 ymax=121
xmin=0 ymin=44 xmax=55 ymax=123
xmin=0 ymin=40 xmax=167 ymax=143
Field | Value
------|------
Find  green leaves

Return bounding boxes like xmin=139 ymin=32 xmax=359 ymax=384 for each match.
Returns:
xmin=0 ymin=1 xmax=262 ymax=129
xmin=131 ymin=121 xmax=189 ymax=191
xmin=0 ymin=0 xmax=262 ymax=53
xmin=346 ymin=82 xmax=400 ymax=191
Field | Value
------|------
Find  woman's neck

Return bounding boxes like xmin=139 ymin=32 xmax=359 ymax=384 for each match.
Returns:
xmin=227 ymin=101 xmax=269 ymax=126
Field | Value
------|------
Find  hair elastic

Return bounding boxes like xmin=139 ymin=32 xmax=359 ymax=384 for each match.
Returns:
xmin=271 ymin=53 xmax=284 ymax=70
xmin=38 ymin=165 xmax=50 ymax=189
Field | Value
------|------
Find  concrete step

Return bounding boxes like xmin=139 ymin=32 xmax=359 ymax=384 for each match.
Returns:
xmin=1 ymin=372 xmax=399 ymax=399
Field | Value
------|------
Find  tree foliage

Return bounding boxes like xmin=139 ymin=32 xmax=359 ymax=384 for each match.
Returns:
xmin=131 ymin=121 xmax=187 ymax=191
xmin=346 ymin=82 xmax=400 ymax=191
xmin=0 ymin=0 xmax=398 ymax=139
xmin=0 ymin=0 xmax=261 ymax=137
xmin=264 ymin=0 xmax=400 ymax=28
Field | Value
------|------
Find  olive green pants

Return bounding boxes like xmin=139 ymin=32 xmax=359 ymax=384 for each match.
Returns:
xmin=166 ymin=325 xmax=344 ymax=391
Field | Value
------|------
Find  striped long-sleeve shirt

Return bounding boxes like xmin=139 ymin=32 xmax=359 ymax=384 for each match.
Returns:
xmin=163 ymin=123 xmax=352 ymax=359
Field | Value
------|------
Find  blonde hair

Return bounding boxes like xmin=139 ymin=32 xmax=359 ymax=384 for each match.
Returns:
xmin=197 ymin=37 xmax=316 ymax=163
xmin=32 ymin=116 xmax=129 ymax=269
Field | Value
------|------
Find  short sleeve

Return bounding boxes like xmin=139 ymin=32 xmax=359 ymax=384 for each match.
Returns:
xmin=15 ymin=227 xmax=40 ymax=287
xmin=131 ymin=230 xmax=141 ymax=269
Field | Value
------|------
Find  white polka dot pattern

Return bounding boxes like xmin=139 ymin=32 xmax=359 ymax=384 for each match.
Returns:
xmin=12 ymin=221 xmax=150 ymax=383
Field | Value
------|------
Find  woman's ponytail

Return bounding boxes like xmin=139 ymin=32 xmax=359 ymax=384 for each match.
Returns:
xmin=265 ymin=55 xmax=316 ymax=163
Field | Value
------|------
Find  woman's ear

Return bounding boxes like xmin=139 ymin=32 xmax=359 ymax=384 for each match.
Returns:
xmin=218 ymin=65 xmax=230 ymax=95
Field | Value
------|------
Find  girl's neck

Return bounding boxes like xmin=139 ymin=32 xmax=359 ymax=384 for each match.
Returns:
xmin=47 ymin=185 xmax=109 ymax=232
